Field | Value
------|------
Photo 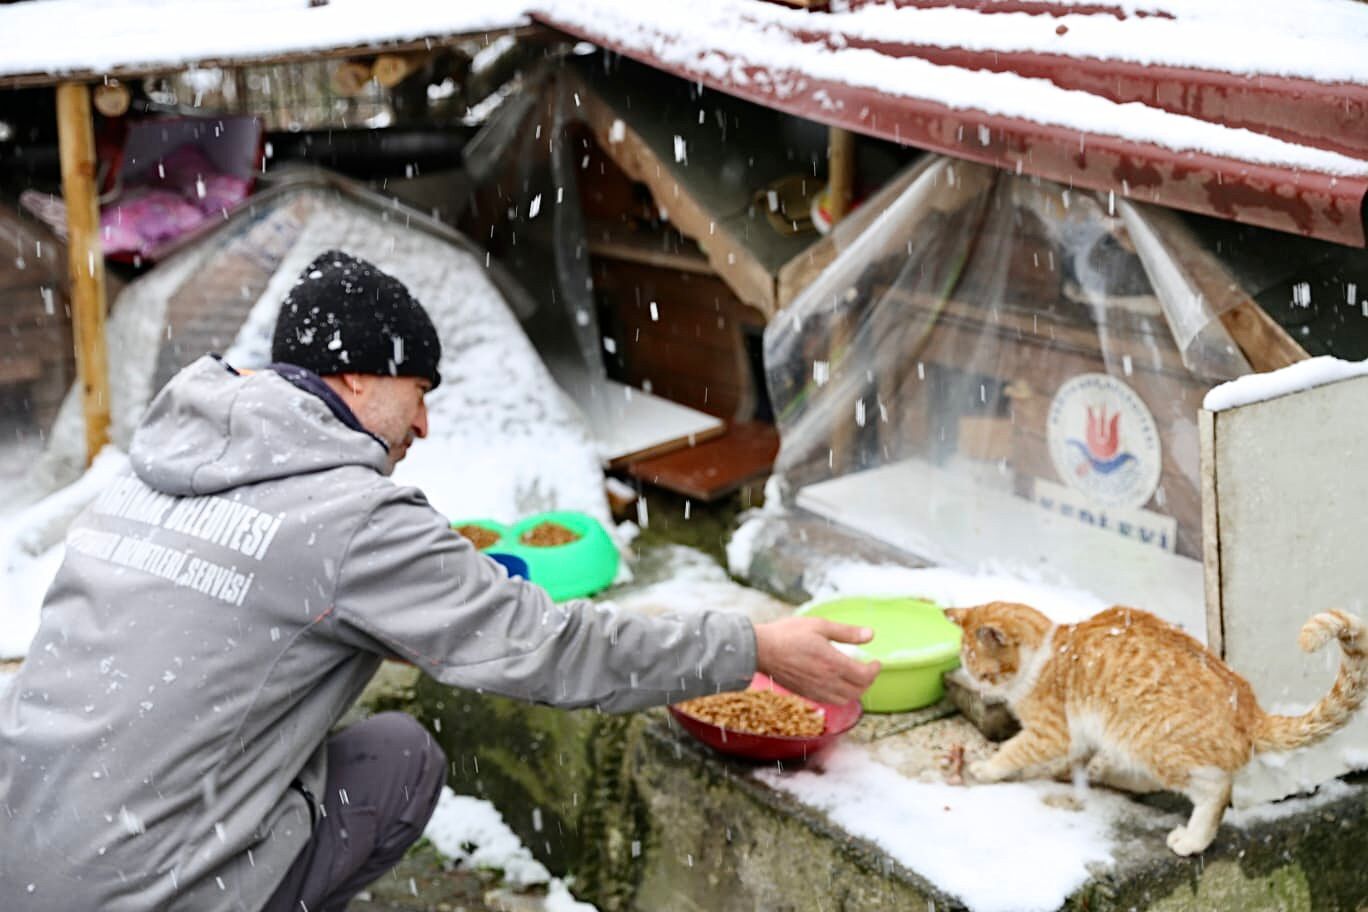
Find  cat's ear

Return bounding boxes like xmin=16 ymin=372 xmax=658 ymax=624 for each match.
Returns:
xmin=944 ymin=607 xmax=965 ymax=625
xmin=977 ymin=625 xmax=1008 ymax=650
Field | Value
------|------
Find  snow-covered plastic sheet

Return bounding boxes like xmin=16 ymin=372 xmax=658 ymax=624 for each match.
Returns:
xmin=761 ymin=157 xmax=1250 ymax=627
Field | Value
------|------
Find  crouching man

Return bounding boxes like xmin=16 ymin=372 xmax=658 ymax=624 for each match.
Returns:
xmin=0 ymin=251 xmax=878 ymax=911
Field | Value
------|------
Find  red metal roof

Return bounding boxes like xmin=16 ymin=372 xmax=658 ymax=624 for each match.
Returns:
xmin=535 ymin=0 xmax=1368 ymax=247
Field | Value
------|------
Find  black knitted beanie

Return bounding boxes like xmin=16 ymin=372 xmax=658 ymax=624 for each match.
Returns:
xmin=270 ymin=250 xmax=442 ymax=388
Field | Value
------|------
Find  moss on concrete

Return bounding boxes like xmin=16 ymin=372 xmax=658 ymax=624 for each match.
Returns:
xmin=414 ymin=678 xmax=650 ymax=910
xmin=628 ymin=717 xmax=959 ymax=911
xmin=1067 ymin=775 xmax=1368 ymax=912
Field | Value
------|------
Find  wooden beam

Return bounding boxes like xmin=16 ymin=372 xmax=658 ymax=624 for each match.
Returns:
xmin=373 ymin=52 xmax=429 ymax=88
xmin=574 ymin=76 xmax=780 ymax=316
xmin=330 ymin=58 xmax=374 ymax=96
xmin=585 ymin=222 xmax=715 ymax=276
xmin=56 ymin=82 xmax=111 ymax=465
xmin=92 ymin=80 xmax=131 ymax=118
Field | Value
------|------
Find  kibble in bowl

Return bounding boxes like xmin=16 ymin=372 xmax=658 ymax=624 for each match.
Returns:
xmin=668 ymin=672 xmax=862 ymax=762
xmin=519 ymin=521 xmax=582 ymax=547
xmin=455 ymin=524 xmax=502 ymax=550
xmin=674 ymin=690 xmax=825 ymax=738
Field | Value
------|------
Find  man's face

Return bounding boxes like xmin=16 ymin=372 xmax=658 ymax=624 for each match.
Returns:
xmin=342 ymin=374 xmax=431 ymax=471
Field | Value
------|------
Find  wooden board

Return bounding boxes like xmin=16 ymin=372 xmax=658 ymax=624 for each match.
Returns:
xmin=592 ymin=380 xmax=725 ymax=468
xmin=626 ymin=421 xmax=779 ymax=501
xmin=567 ymin=59 xmax=838 ymax=318
xmin=1207 ymin=373 xmax=1368 ymax=807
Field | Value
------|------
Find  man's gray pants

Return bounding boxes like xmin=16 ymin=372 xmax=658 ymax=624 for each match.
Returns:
xmin=263 ymin=711 xmax=447 ymax=912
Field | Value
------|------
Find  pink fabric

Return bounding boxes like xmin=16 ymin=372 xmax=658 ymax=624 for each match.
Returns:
xmin=21 ymin=139 xmax=255 ymax=261
xmin=97 ymin=143 xmax=253 ymax=258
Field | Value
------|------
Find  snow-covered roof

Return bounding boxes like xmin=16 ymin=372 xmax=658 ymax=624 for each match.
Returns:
xmin=535 ymin=0 xmax=1368 ymax=246
xmin=0 ymin=0 xmax=533 ymax=86
xmin=3 ymin=0 xmax=1366 ymax=244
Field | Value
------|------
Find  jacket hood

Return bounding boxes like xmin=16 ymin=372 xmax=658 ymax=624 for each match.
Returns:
xmin=130 ymin=355 xmax=390 ymax=496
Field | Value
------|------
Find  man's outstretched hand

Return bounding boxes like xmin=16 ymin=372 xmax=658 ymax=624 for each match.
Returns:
xmin=752 ymin=616 xmax=882 ymax=705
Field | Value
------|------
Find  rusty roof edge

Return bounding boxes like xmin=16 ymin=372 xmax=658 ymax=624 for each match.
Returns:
xmin=810 ymin=38 xmax=1368 ymax=160
xmin=536 ymin=15 xmax=1367 ymax=249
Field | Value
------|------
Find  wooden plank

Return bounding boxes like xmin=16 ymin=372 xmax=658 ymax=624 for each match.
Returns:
xmin=594 ymin=379 xmax=726 ymax=468
xmin=568 ymin=60 xmax=839 ymax=320
xmin=586 ymin=223 xmax=715 ymax=276
xmin=572 ymin=75 xmax=778 ymax=316
xmin=0 ymin=356 xmax=43 ymax=385
xmin=626 ymin=421 xmax=780 ymax=501
xmin=1217 ymin=301 xmax=1309 ymax=373
xmin=55 ymin=82 xmax=110 ymax=464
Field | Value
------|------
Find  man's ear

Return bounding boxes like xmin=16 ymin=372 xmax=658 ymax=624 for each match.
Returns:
xmin=335 ymin=372 xmax=365 ymax=395
xmin=977 ymin=625 xmax=1008 ymax=650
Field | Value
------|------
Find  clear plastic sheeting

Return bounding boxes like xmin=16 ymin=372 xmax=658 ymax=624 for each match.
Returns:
xmin=762 ymin=157 xmax=1251 ymax=631
xmin=463 ymin=65 xmax=615 ymax=434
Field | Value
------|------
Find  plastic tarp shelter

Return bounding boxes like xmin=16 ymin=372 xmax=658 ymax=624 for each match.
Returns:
xmin=762 ymin=156 xmax=1253 ymax=636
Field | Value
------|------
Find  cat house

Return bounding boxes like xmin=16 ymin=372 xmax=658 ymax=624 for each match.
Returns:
xmin=755 ymin=153 xmax=1368 ymax=805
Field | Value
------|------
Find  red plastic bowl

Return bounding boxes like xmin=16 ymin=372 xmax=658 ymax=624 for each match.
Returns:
xmin=668 ymin=673 xmax=863 ymax=763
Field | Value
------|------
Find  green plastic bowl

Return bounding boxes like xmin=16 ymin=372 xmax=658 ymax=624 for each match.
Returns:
xmin=502 ymin=510 xmax=620 ymax=602
xmin=800 ymin=596 xmax=962 ymax=713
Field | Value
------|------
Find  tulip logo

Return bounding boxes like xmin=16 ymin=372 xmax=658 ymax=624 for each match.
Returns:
xmin=1047 ymin=374 xmax=1161 ymax=509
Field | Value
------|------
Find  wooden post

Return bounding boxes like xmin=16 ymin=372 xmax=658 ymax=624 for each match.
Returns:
xmin=827 ymin=126 xmax=857 ymax=470
xmin=56 ymin=82 xmax=111 ymax=464
xmin=827 ymin=126 xmax=856 ymax=223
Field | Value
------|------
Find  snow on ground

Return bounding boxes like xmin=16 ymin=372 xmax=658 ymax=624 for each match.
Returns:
xmin=1203 ymin=355 xmax=1368 ymax=412
xmin=758 ymin=747 xmax=1134 ymax=912
xmin=424 ymin=788 xmax=597 ymax=911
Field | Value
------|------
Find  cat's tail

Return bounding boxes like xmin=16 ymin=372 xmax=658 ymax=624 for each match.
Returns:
xmin=1254 ymin=610 xmax=1368 ymax=753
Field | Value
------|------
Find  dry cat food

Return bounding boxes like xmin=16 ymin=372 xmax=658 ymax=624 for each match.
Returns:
xmin=519 ymin=522 xmax=581 ymax=547
xmin=675 ymin=690 xmax=825 ymax=738
xmin=455 ymin=524 xmax=501 ymax=550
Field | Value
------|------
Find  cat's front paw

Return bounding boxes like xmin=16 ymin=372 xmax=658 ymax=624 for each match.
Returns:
xmin=967 ymin=759 xmax=1006 ymax=783
xmin=1165 ymin=825 xmax=1212 ymax=857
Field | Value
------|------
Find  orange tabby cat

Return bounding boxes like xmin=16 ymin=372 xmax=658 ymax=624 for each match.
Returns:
xmin=944 ymin=602 xmax=1366 ymax=856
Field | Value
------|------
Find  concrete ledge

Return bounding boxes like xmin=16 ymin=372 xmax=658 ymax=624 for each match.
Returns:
xmin=628 ymin=716 xmax=957 ymax=911
xmin=415 ymin=677 xmax=1368 ymax=912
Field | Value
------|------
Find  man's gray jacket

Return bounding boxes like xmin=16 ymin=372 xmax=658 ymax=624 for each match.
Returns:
xmin=0 ymin=356 xmax=756 ymax=911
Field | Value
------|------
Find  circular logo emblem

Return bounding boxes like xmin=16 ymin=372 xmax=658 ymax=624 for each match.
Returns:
xmin=1047 ymin=373 xmax=1161 ymax=509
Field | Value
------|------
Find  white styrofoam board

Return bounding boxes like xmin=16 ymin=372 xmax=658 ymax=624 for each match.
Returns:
xmin=1210 ymin=373 xmax=1368 ymax=807
xmin=589 ymin=380 xmax=724 ymax=464
xmin=795 ymin=458 xmax=1206 ymax=637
